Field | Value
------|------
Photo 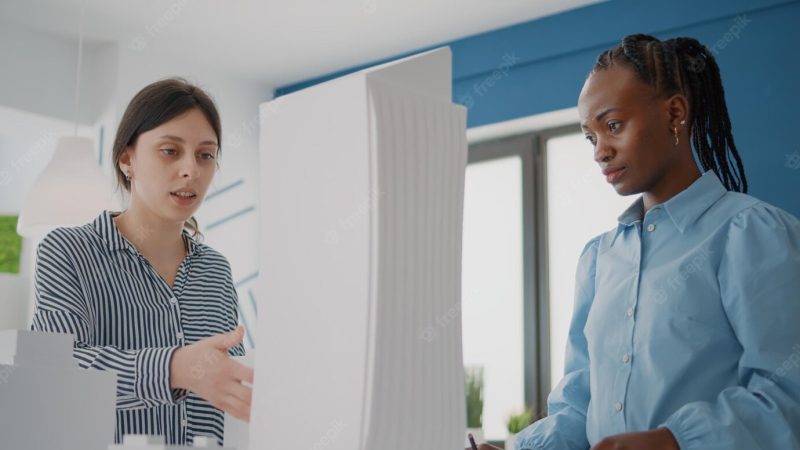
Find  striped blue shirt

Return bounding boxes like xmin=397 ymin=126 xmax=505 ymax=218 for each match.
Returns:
xmin=30 ymin=210 xmax=245 ymax=446
xmin=517 ymin=170 xmax=800 ymax=449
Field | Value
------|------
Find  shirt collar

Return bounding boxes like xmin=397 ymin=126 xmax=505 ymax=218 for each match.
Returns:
xmin=617 ymin=196 xmax=645 ymax=227
xmin=612 ymin=170 xmax=727 ymax=244
xmin=92 ymin=210 xmax=200 ymax=256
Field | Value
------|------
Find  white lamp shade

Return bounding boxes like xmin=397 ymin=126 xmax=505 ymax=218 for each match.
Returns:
xmin=16 ymin=136 xmax=119 ymax=237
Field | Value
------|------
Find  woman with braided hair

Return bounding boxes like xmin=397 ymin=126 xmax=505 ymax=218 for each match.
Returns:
xmin=473 ymin=34 xmax=800 ymax=450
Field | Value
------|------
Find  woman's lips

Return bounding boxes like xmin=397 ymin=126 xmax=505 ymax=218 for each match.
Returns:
xmin=605 ymin=167 xmax=625 ymax=183
xmin=170 ymin=192 xmax=197 ymax=206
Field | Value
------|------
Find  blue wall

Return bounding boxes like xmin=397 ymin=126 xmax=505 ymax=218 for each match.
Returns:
xmin=276 ymin=0 xmax=800 ymax=217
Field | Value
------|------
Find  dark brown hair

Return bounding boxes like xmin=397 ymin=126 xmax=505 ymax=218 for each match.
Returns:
xmin=592 ymin=34 xmax=747 ymax=193
xmin=112 ymin=77 xmax=222 ymax=240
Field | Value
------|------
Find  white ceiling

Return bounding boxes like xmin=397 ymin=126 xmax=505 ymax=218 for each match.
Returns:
xmin=0 ymin=0 xmax=602 ymax=88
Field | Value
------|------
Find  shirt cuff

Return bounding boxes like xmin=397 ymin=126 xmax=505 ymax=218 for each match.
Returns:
xmin=134 ymin=346 xmax=185 ymax=406
xmin=660 ymin=404 xmax=712 ymax=450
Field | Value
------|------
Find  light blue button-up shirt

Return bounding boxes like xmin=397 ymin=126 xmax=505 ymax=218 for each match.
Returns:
xmin=517 ymin=171 xmax=800 ymax=449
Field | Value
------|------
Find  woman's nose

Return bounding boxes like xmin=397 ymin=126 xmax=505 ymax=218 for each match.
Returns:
xmin=594 ymin=139 xmax=614 ymax=163
xmin=179 ymin=155 xmax=199 ymax=178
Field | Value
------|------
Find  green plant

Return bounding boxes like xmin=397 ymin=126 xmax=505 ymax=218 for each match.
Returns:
xmin=506 ymin=408 xmax=534 ymax=434
xmin=465 ymin=366 xmax=484 ymax=428
xmin=0 ymin=216 xmax=21 ymax=274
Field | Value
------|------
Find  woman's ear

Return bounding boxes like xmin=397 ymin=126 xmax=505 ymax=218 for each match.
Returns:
xmin=666 ymin=93 xmax=690 ymax=129
xmin=118 ymin=146 xmax=134 ymax=177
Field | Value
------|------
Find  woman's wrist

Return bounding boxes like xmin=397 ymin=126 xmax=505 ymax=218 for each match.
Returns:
xmin=655 ymin=427 xmax=680 ymax=450
xmin=169 ymin=346 xmax=188 ymax=390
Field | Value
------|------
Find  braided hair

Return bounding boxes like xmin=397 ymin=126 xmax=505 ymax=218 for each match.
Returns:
xmin=592 ymin=34 xmax=748 ymax=193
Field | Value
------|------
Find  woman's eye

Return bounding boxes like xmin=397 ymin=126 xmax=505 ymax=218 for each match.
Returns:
xmin=160 ymin=148 xmax=177 ymax=155
xmin=200 ymin=152 xmax=216 ymax=160
xmin=585 ymin=135 xmax=596 ymax=146
xmin=608 ymin=121 xmax=621 ymax=133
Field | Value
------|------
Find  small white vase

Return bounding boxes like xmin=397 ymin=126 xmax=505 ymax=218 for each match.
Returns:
xmin=505 ymin=432 xmax=518 ymax=450
xmin=466 ymin=428 xmax=484 ymax=447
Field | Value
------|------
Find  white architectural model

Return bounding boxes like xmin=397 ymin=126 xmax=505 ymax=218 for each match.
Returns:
xmin=254 ymin=47 xmax=468 ymax=450
xmin=223 ymin=355 xmax=252 ymax=449
xmin=0 ymin=329 xmax=117 ymax=450
xmin=109 ymin=434 xmax=233 ymax=449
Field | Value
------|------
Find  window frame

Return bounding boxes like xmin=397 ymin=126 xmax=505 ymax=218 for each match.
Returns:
xmin=466 ymin=123 xmax=582 ymax=424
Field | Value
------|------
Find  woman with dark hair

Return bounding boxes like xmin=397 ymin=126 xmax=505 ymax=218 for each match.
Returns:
xmin=31 ymin=78 xmax=252 ymax=446
xmin=474 ymin=34 xmax=800 ymax=450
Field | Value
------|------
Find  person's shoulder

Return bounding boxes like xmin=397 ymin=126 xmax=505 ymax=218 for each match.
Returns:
xmin=720 ymin=192 xmax=799 ymax=231
xmin=582 ymin=234 xmax=603 ymax=255
xmin=587 ymin=222 xmax=622 ymax=257
xmin=574 ymin=234 xmax=604 ymax=273
xmin=38 ymin=221 xmax=99 ymax=254
xmin=191 ymin=241 xmax=233 ymax=271
xmin=711 ymin=192 xmax=800 ymax=250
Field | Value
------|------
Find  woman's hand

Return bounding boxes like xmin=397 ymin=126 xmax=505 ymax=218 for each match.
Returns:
xmin=591 ymin=428 xmax=679 ymax=450
xmin=169 ymin=325 xmax=254 ymax=421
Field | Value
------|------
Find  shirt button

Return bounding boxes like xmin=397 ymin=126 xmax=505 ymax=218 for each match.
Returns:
xmin=176 ymin=331 xmax=184 ymax=339
xmin=623 ymin=353 xmax=630 ymax=364
xmin=626 ymin=307 xmax=634 ymax=317
xmin=169 ymin=297 xmax=177 ymax=305
xmin=615 ymin=401 xmax=623 ymax=412
xmin=181 ymin=419 xmax=187 ymax=427
xmin=647 ymin=223 xmax=656 ymax=232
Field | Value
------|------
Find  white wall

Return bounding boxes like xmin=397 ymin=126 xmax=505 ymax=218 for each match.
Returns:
xmin=0 ymin=20 xmax=114 ymax=125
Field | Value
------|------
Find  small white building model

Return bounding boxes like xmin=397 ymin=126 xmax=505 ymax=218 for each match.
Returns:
xmin=0 ymin=329 xmax=117 ymax=450
xmin=109 ymin=434 xmax=233 ymax=449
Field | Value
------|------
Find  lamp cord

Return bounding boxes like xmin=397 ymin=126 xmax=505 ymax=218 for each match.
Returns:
xmin=72 ymin=0 xmax=88 ymax=136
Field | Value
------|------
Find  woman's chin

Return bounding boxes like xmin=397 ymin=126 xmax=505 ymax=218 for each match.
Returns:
xmin=612 ymin=181 xmax=639 ymax=197
xmin=159 ymin=205 xmax=196 ymax=224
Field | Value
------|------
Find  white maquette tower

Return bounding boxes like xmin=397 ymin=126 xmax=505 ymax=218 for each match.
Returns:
xmin=252 ymin=47 xmax=468 ymax=450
